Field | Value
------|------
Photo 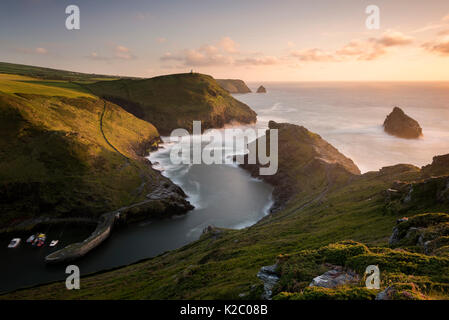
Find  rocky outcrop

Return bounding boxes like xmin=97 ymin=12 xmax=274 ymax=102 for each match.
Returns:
xmin=383 ymin=175 xmax=449 ymax=215
xmin=239 ymin=121 xmax=361 ymax=211
xmin=422 ymin=154 xmax=449 ymax=178
xmin=216 ymin=79 xmax=251 ymax=93
xmin=256 ymin=85 xmax=267 ymax=93
xmin=389 ymin=213 xmax=449 ymax=255
xmin=309 ymin=265 xmax=360 ymax=288
xmin=257 ymin=264 xmax=280 ymax=300
xmin=383 ymin=107 xmax=423 ymax=139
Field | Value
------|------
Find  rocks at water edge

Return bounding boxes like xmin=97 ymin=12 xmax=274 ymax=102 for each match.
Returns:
xmin=383 ymin=107 xmax=423 ymax=139
xmin=239 ymin=121 xmax=361 ymax=212
xmin=256 ymin=85 xmax=267 ymax=93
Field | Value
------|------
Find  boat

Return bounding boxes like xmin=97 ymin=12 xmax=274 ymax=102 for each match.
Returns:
xmin=35 ymin=233 xmax=46 ymax=247
xmin=8 ymin=238 xmax=21 ymax=248
xmin=26 ymin=234 xmax=36 ymax=243
xmin=49 ymin=240 xmax=59 ymax=247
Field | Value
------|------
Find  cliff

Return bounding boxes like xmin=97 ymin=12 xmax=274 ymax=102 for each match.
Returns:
xmin=86 ymin=73 xmax=257 ymax=135
xmin=216 ymin=79 xmax=251 ymax=93
xmin=239 ymin=120 xmax=361 ymax=211
xmin=0 ymin=72 xmax=192 ymax=229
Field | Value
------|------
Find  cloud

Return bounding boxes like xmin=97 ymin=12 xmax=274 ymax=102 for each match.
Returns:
xmin=443 ymin=13 xmax=449 ymax=22
xmin=291 ymin=31 xmax=414 ymax=63
xmin=87 ymin=52 xmax=110 ymax=61
xmin=114 ymin=45 xmax=135 ymax=60
xmin=156 ymin=37 xmax=167 ymax=43
xmin=218 ymin=37 xmax=239 ymax=53
xmin=17 ymin=47 xmax=48 ymax=55
xmin=235 ymin=56 xmax=280 ymax=66
xmin=423 ymin=40 xmax=449 ymax=56
xmin=87 ymin=45 xmax=136 ymax=61
xmin=372 ymin=31 xmax=414 ymax=46
xmin=290 ymin=48 xmax=338 ymax=62
xmin=160 ymin=37 xmax=244 ymax=67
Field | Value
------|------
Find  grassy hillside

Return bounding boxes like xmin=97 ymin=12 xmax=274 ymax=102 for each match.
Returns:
xmin=4 ymin=123 xmax=449 ymax=299
xmin=0 ymin=73 xmax=176 ymax=228
xmin=0 ymin=62 xmax=123 ymax=81
xmin=86 ymin=73 xmax=257 ymax=134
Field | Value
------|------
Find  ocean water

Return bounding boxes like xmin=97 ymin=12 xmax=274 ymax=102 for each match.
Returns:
xmin=238 ymin=82 xmax=449 ymax=173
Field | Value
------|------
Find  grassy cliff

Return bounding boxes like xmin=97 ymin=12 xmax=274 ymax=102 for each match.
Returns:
xmin=86 ymin=73 xmax=257 ymax=134
xmin=4 ymin=121 xmax=449 ymax=299
xmin=216 ymin=79 xmax=251 ymax=93
xmin=0 ymin=73 xmax=187 ymax=228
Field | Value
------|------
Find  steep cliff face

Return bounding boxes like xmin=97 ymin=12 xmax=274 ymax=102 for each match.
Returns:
xmin=216 ymin=79 xmax=251 ymax=93
xmin=86 ymin=73 xmax=257 ymax=135
xmin=239 ymin=121 xmax=361 ymax=211
xmin=383 ymin=107 xmax=423 ymax=139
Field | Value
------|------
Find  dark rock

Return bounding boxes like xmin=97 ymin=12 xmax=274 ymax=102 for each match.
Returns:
xmin=257 ymin=264 xmax=280 ymax=300
xmin=376 ymin=286 xmax=395 ymax=300
xmin=383 ymin=107 xmax=423 ymax=139
xmin=256 ymin=85 xmax=267 ymax=93
xmin=422 ymin=154 xmax=449 ymax=178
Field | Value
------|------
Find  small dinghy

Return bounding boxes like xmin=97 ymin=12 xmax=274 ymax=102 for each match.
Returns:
xmin=8 ymin=238 xmax=21 ymax=248
xmin=49 ymin=240 xmax=59 ymax=247
xmin=35 ymin=233 xmax=46 ymax=247
xmin=26 ymin=234 xmax=36 ymax=243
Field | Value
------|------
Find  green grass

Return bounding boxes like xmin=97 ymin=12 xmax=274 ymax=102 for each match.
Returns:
xmin=86 ymin=73 xmax=257 ymax=134
xmin=0 ymin=62 xmax=125 ymax=81
xmin=0 ymin=77 xmax=160 ymax=227
xmin=0 ymin=74 xmax=93 ymax=98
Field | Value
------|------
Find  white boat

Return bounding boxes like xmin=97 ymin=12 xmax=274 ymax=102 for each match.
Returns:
xmin=8 ymin=238 xmax=21 ymax=248
xmin=26 ymin=235 xmax=36 ymax=243
xmin=49 ymin=240 xmax=59 ymax=247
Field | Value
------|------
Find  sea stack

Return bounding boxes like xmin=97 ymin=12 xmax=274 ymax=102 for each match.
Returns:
xmin=257 ymin=85 xmax=267 ymax=93
xmin=383 ymin=107 xmax=423 ymax=139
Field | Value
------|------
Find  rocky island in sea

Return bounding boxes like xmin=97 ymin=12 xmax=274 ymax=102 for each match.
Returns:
xmin=383 ymin=106 xmax=423 ymax=139
xmin=257 ymin=85 xmax=267 ymax=93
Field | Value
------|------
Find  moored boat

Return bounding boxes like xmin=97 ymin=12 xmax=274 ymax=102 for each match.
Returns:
xmin=8 ymin=238 xmax=21 ymax=248
xmin=49 ymin=240 xmax=59 ymax=247
xmin=26 ymin=234 xmax=36 ymax=243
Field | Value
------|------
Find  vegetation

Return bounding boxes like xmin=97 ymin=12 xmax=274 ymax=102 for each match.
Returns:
xmin=0 ymin=72 xmax=163 ymax=228
xmin=0 ymin=62 xmax=124 ymax=81
xmin=86 ymin=73 xmax=257 ymax=134
xmin=1 ymin=63 xmax=449 ymax=300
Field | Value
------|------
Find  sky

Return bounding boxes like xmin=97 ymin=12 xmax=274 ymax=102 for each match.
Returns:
xmin=1 ymin=0 xmax=449 ymax=81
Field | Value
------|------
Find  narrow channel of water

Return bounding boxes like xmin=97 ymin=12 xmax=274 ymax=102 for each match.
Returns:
xmin=0 ymin=126 xmax=274 ymax=293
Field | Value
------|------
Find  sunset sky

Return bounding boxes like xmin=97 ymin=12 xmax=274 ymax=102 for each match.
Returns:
xmin=1 ymin=0 xmax=449 ymax=81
